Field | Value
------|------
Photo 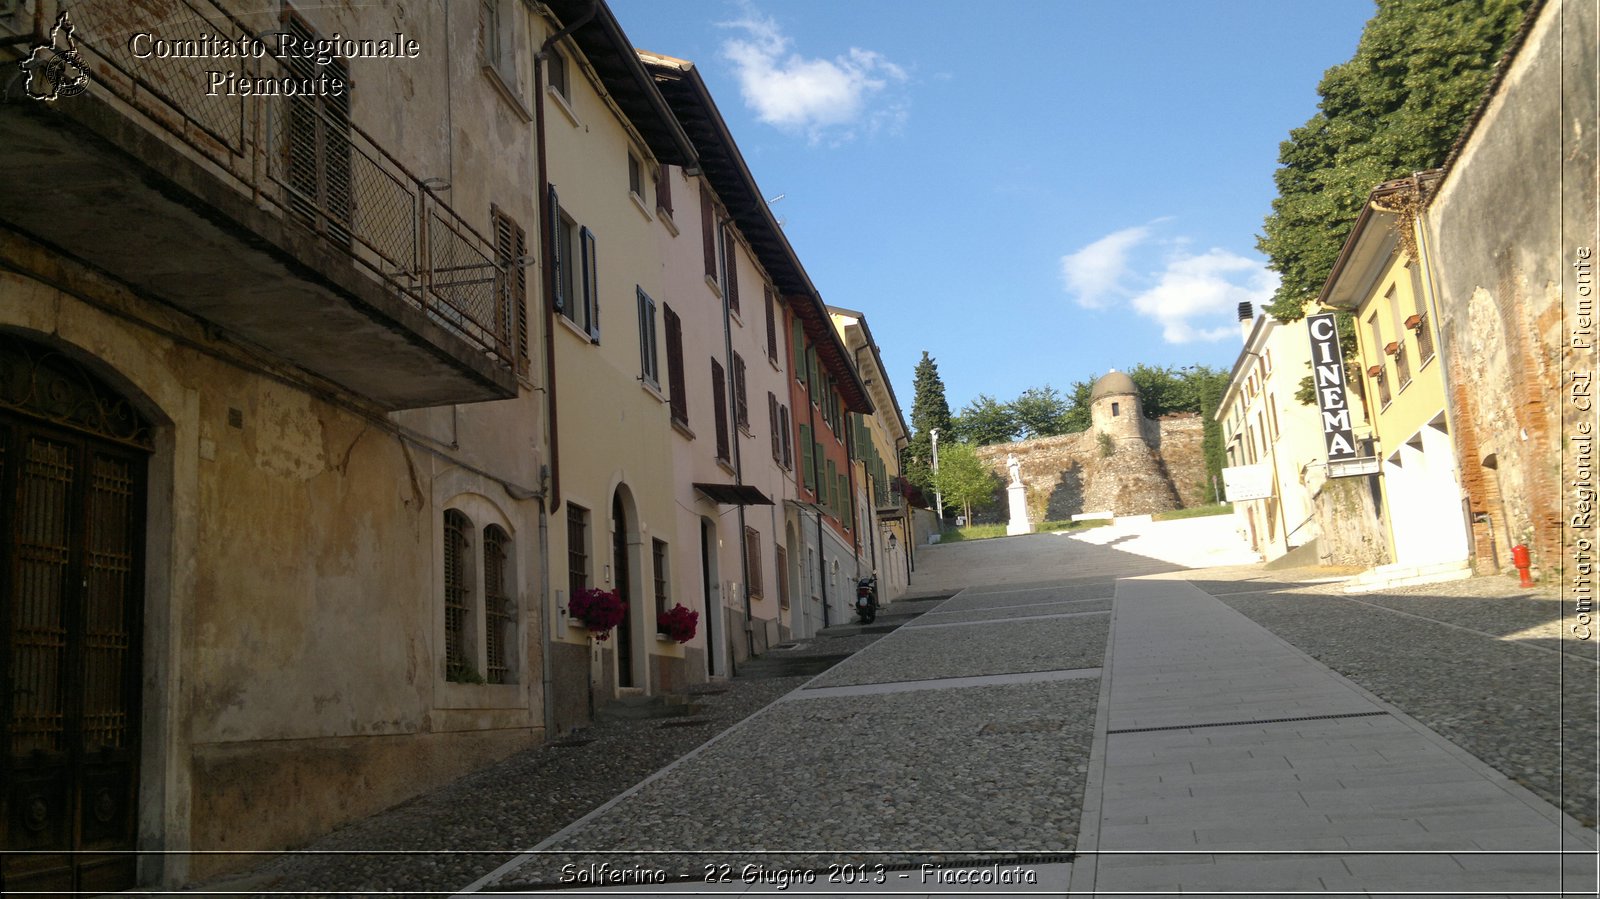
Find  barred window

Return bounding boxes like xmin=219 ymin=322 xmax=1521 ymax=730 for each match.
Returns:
xmin=567 ymin=504 xmax=589 ymax=600
xmin=652 ymin=539 xmax=670 ymax=619
xmin=443 ymin=509 xmax=473 ymax=682
xmin=1415 ymin=312 xmax=1435 ymax=364
xmin=483 ymin=525 xmax=514 ymax=685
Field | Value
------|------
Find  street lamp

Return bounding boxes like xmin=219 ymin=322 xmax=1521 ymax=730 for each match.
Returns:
xmin=930 ymin=427 xmax=943 ymax=522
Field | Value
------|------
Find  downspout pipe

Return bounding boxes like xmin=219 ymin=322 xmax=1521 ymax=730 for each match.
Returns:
xmin=534 ymin=1 xmax=599 ymax=516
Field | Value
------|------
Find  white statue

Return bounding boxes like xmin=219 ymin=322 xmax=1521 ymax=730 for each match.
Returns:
xmin=1007 ymin=453 xmax=1022 ymax=486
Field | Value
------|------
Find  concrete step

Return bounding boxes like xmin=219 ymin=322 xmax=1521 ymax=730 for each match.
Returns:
xmin=1342 ymin=559 xmax=1471 ymax=593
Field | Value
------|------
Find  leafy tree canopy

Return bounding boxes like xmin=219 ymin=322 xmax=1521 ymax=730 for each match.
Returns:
xmin=931 ymin=441 xmax=997 ymax=524
xmin=1011 ymin=386 xmax=1072 ymax=439
xmin=953 ymin=394 xmax=1019 ymax=446
xmin=1258 ymin=0 xmax=1529 ymax=321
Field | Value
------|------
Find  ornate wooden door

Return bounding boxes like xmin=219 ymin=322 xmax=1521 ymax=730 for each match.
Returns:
xmin=1 ymin=337 xmax=150 ymax=895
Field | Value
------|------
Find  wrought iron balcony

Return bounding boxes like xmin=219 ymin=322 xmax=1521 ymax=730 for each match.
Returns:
xmin=0 ymin=1 xmax=519 ymax=409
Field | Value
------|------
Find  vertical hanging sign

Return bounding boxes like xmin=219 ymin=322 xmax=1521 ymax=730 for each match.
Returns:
xmin=1308 ymin=313 xmax=1359 ymax=461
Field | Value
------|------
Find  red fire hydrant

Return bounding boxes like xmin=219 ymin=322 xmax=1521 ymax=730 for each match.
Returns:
xmin=1511 ymin=544 xmax=1534 ymax=587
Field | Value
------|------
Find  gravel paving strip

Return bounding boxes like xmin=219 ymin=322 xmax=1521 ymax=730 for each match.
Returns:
xmin=493 ymin=678 xmax=1101 ymax=886
xmin=809 ymin=615 xmax=1111 ymax=687
xmin=189 ymin=623 xmax=916 ymax=897
xmin=942 ymin=583 xmax=1114 ymax=610
xmin=910 ymin=599 xmax=1113 ymax=626
xmin=1209 ymin=583 xmax=1599 ymax=830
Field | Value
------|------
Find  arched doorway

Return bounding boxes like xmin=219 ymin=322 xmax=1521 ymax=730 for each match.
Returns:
xmin=0 ymin=334 xmax=151 ymax=894
xmin=611 ymin=489 xmax=636 ymax=690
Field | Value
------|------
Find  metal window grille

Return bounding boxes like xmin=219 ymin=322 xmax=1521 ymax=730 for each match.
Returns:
xmin=567 ymin=505 xmax=588 ymax=600
xmin=1394 ymin=343 xmax=1411 ymax=391
xmin=1375 ymin=367 xmax=1392 ymax=408
xmin=443 ymin=510 xmax=470 ymax=681
xmin=1415 ymin=313 xmax=1435 ymax=364
xmin=483 ymin=526 xmax=513 ymax=685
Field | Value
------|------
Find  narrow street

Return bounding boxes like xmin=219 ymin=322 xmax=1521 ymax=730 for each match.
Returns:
xmin=405 ymin=518 xmax=1593 ymax=898
xmin=183 ymin=517 xmax=1600 ymax=898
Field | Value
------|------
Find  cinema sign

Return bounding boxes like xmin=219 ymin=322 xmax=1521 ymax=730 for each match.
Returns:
xmin=1308 ymin=313 xmax=1359 ymax=462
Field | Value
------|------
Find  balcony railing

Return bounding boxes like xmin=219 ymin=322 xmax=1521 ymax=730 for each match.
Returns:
xmin=25 ymin=0 xmax=514 ymax=374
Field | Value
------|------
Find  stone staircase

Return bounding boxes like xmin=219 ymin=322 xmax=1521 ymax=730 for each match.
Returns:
xmin=594 ymin=688 xmax=702 ymax=722
xmin=1341 ymin=558 xmax=1472 ymax=593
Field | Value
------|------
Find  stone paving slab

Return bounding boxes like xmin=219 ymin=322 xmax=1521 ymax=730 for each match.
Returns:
xmin=808 ymin=615 xmax=1110 ymax=687
xmin=936 ymin=583 xmax=1115 ymax=612
xmin=1072 ymin=575 xmax=1598 ymax=896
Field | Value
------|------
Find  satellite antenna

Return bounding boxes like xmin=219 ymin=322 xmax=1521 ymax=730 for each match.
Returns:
xmin=767 ymin=192 xmax=786 ymax=228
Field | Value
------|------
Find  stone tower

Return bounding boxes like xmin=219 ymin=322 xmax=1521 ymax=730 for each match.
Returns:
xmin=1089 ymin=369 xmax=1144 ymax=442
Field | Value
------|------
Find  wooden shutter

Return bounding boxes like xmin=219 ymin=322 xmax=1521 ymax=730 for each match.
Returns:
xmin=665 ymin=305 xmax=687 ymax=425
xmin=711 ymin=359 xmax=729 ymax=462
xmin=744 ymin=527 xmax=763 ymax=600
xmin=724 ymin=226 xmax=740 ymax=313
xmin=775 ymin=544 xmax=789 ymax=610
xmin=765 ymin=288 xmax=778 ymax=361
xmin=700 ymin=187 xmax=717 ymax=281
xmin=548 ymin=185 xmax=564 ymax=313
xmin=768 ymin=392 xmax=781 ymax=462
xmin=799 ymin=424 xmax=813 ymax=490
xmin=581 ymin=226 xmax=598 ymax=341
xmin=733 ymin=352 xmax=748 ymax=429
xmin=780 ymin=405 xmax=792 ymax=469
xmin=492 ymin=207 xmax=529 ymax=376
xmin=791 ymin=317 xmax=805 ymax=381
xmin=655 ymin=164 xmax=673 ymax=218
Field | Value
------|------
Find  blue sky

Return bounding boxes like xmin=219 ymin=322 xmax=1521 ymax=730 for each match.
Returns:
xmin=609 ymin=0 xmax=1376 ymax=418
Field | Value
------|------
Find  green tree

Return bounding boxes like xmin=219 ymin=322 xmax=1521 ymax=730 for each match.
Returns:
xmin=904 ymin=351 xmax=953 ymax=492
xmin=1061 ymin=378 xmax=1096 ymax=433
xmin=1258 ymin=0 xmax=1529 ymax=321
xmin=931 ymin=441 xmax=997 ymax=525
xmin=953 ymin=393 xmax=1019 ymax=446
xmin=1010 ymin=385 xmax=1071 ymax=438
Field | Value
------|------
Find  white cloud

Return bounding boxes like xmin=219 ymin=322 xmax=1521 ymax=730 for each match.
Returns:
xmin=1059 ymin=225 xmax=1278 ymax=344
xmin=720 ymin=11 xmax=908 ymax=143
xmin=1060 ymin=225 xmax=1151 ymax=309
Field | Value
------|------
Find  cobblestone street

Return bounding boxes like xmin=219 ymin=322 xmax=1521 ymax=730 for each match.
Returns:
xmin=184 ymin=518 xmax=1596 ymax=898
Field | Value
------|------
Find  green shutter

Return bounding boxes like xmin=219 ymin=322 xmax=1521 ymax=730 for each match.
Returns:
xmin=792 ymin=319 xmax=805 ymax=379
xmin=800 ymin=424 xmax=813 ymax=490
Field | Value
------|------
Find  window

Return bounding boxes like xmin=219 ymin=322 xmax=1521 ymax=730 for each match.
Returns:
xmin=701 ymin=186 xmax=718 ymax=284
xmin=664 ymin=304 xmax=687 ymax=426
xmin=652 ymin=538 xmax=670 ymax=619
xmin=826 ymin=458 xmax=836 ymax=514
xmin=628 ymin=152 xmax=646 ymax=204
xmin=1415 ymin=311 xmax=1435 ymax=364
xmin=443 ymin=509 xmax=473 ymax=681
xmin=765 ymin=287 xmax=778 ymax=362
xmin=567 ymin=504 xmax=589 ymax=601
xmin=733 ymin=352 xmax=749 ymax=432
xmin=654 ymin=164 xmax=674 ymax=218
xmin=479 ymin=0 xmax=502 ymax=69
xmin=769 ymin=392 xmax=782 ymax=463
xmin=775 ymin=544 xmax=789 ymax=610
xmin=482 ymin=525 xmax=514 ymax=685
xmin=780 ymin=404 xmax=792 ymax=469
xmin=549 ymin=188 xmax=599 ymax=341
xmin=744 ymin=527 xmax=763 ymax=601
xmin=546 ymin=44 xmax=569 ymax=100
xmin=792 ymin=319 xmax=805 ymax=382
xmin=1111 ymin=401 xmax=1120 ymax=417
xmin=443 ymin=509 xmax=517 ymax=684
xmin=283 ymin=13 xmax=352 ymax=245
xmin=1394 ymin=341 xmax=1411 ymax=392
xmin=712 ymin=358 xmax=730 ymax=463
xmin=637 ymin=288 xmax=659 ymax=388
xmin=1374 ymin=366 xmax=1391 ymax=408
xmin=839 ymin=473 xmax=851 ymax=530
xmin=491 ymin=207 xmax=530 ymax=377
xmin=1268 ymin=394 xmax=1280 ymax=442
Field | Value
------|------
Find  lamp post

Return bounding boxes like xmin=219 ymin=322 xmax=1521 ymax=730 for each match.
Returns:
xmin=930 ymin=427 xmax=943 ymax=523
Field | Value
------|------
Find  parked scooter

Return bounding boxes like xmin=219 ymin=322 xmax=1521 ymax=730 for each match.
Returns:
xmin=855 ymin=576 xmax=879 ymax=624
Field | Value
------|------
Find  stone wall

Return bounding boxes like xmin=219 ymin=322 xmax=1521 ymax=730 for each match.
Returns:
xmin=974 ymin=415 xmax=1209 ymax=522
xmin=1311 ymin=475 xmax=1390 ymax=567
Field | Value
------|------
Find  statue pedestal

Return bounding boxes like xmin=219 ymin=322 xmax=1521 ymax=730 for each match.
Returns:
xmin=1006 ymin=483 xmax=1032 ymax=536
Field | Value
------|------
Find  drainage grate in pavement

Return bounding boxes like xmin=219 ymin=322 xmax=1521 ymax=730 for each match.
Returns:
xmin=1107 ymin=710 xmax=1390 ymax=735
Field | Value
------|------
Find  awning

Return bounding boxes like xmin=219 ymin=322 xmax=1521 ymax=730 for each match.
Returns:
xmin=693 ymin=482 xmax=774 ymax=506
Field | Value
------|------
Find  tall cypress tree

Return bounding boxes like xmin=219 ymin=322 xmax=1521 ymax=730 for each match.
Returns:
xmin=903 ymin=351 xmax=952 ymax=492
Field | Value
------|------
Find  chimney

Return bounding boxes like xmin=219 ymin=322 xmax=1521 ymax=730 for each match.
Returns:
xmin=1237 ymin=301 xmax=1254 ymax=343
